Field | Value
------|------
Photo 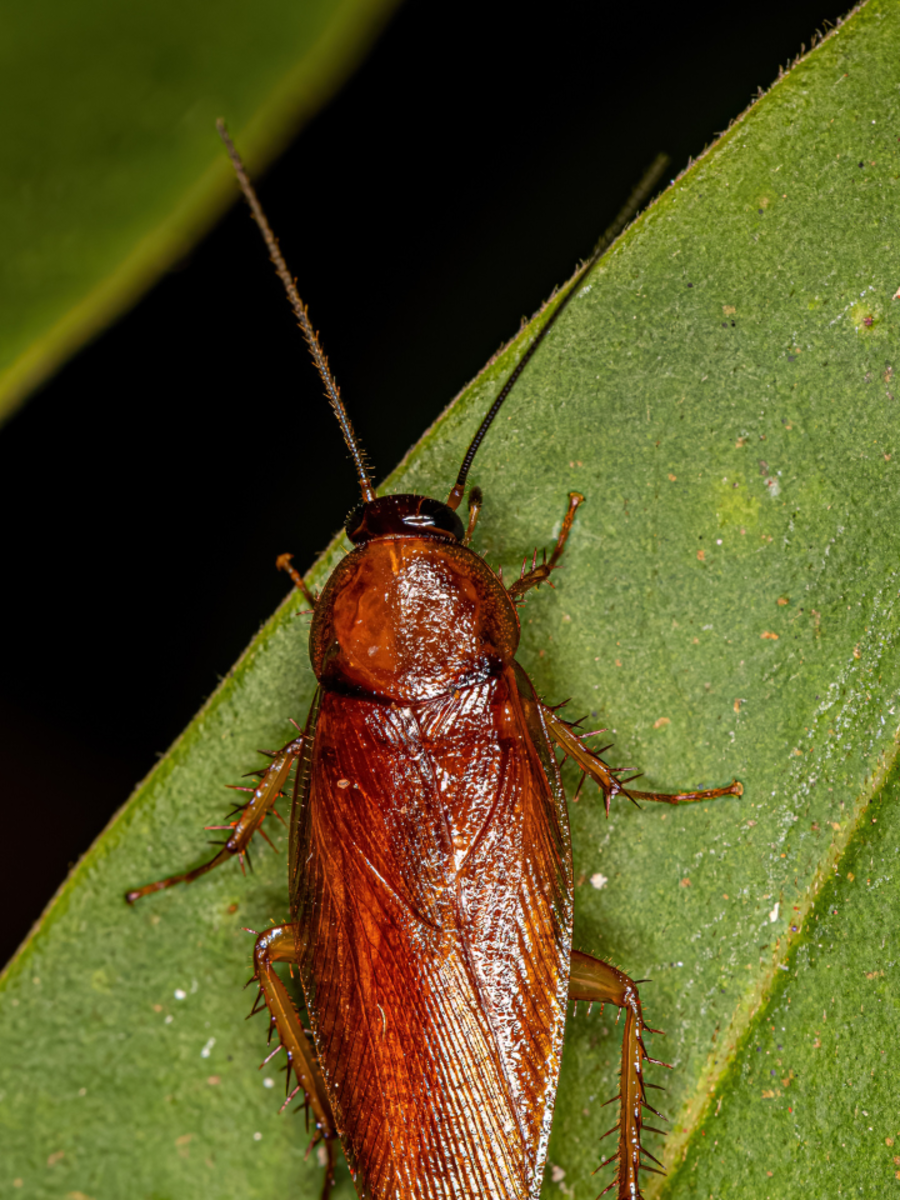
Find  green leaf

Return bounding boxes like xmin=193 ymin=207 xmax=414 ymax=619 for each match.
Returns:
xmin=2 ymin=3 xmax=899 ymax=1197
xmin=0 ymin=0 xmax=399 ymax=425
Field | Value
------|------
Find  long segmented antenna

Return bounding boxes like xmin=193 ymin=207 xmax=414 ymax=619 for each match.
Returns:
xmin=217 ymin=119 xmax=376 ymax=504
xmin=446 ymin=152 xmax=670 ymax=510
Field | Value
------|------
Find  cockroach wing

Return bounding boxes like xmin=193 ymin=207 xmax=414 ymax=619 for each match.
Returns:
xmin=290 ymin=663 xmax=573 ymax=1200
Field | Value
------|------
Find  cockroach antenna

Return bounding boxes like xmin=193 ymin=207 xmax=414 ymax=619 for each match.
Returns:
xmin=216 ymin=119 xmax=376 ymax=504
xmin=446 ymin=151 xmax=670 ymax=510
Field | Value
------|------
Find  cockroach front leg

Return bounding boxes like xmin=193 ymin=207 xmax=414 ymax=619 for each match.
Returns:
xmin=569 ymin=950 xmax=667 ymax=1199
xmin=461 ymin=485 xmax=483 ymax=547
xmin=507 ymin=491 xmax=584 ymax=601
xmin=543 ymin=706 xmax=742 ymax=815
xmin=253 ymin=924 xmax=337 ymax=1200
xmin=276 ymin=552 xmax=317 ymax=609
xmin=125 ymin=733 xmax=307 ymax=904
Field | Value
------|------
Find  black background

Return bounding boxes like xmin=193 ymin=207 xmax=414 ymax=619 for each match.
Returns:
xmin=0 ymin=0 xmax=849 ymax=965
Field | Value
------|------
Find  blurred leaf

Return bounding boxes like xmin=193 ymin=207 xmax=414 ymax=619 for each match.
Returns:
xmin=0 ymin=0 xmax=399 ymax=425
xmin=2 ymin=3 xmax=900 ymax=1197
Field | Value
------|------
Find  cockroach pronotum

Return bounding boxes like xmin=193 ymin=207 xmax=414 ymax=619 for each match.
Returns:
xmin=126 ymin=122 xmax=742 ymax=1200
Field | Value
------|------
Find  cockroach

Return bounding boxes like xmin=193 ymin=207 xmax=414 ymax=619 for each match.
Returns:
xmin=126 ymin=122 xmax=742 ymax=1200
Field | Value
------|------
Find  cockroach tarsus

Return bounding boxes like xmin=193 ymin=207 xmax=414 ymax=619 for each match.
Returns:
xmin=125 ymin=123 xmax=742 ymax=1200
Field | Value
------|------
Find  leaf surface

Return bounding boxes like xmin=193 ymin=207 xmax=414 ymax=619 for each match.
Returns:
xmin=2 ymin=4 xmax=900 ymax=1197
xmin=0 ymin=0 xmax=398 ymax=424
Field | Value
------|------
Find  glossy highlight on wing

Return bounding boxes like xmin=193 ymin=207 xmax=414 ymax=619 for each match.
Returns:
xmin=291 ymin=666 xmax=573 ymax=1199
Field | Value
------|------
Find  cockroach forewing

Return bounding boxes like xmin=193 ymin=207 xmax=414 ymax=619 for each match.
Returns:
xmin=285 ymin=662 xmax=574 ymax=1199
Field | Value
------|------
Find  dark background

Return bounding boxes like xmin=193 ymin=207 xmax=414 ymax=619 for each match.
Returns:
xmin=0 ymin=0 xmax=849 ymax=965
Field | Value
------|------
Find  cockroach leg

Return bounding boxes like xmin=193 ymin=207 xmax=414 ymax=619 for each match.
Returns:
xmin=569 ymin=949 xmax=668 ymax=1200
xmin=625 ymin=780 xmax=744 ymax=805
xmin=507 ymin=492 xmax=585 ymax=600
xmin=542 ymin=707 xmax=628 ymax=813
xmin=461 ymin=485 xmax=483 ymax=546
xmin=254 ymin=924 xmax=337 ymax=1200
xmin=542 ymin=706 xmax=742 ymax=816
xmin=547 ymin=490 xmax=585 ymax=567
xmin=124 ymin=735 xmax=306 ymax=904
xmin=276 ymin=552 xmax=317 ymax=609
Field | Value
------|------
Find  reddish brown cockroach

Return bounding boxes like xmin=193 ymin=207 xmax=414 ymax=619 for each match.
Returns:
xmin=126 ymin=124 xmax=742 ymax=1200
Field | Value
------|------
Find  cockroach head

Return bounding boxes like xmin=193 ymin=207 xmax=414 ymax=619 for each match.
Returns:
xmin=345 ymin=494 xmax=465 ymax=544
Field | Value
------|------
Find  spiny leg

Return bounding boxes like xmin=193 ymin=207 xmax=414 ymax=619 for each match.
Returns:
xmin=125 ymin=733 xmax=306 ymax=904
xmin=253 ymin=925 xmax=337 ymax=1200
xmin=276 ymin=552 xmax=317 ymax=609
xmin=569 ymin=950 xmax=668 ymax=1200
xmin=543 ymin=705 xmax=742 ymax=816
xmin=507 ymin=491 xmax=584 ymax=601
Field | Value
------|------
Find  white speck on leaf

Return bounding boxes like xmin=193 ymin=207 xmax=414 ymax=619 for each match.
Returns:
xmin=590 ymin=873 xmax=608 ymax=890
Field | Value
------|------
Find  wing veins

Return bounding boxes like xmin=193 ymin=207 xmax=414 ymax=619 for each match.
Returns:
xmin=346 ymin=840 xmax=441 ymax=932
xmin=304 ymin=677 xmax=570 ymax=1197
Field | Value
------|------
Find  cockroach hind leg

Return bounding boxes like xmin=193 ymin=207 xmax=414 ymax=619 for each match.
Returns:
xmin=569 ymin=949 xmax=666 ymax=1200
xmin=317 ymin=1137 xmax=337 ymax=1200
xmin=247 ymin=986 xmax=269 ymax=1020
xmin=572 ymin=770 xmax=588 ymax=802
xmin=124 ymin=733 xmax=306 ymax=904
xmin=252 ymin=923 xmax=336 ymax=1174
